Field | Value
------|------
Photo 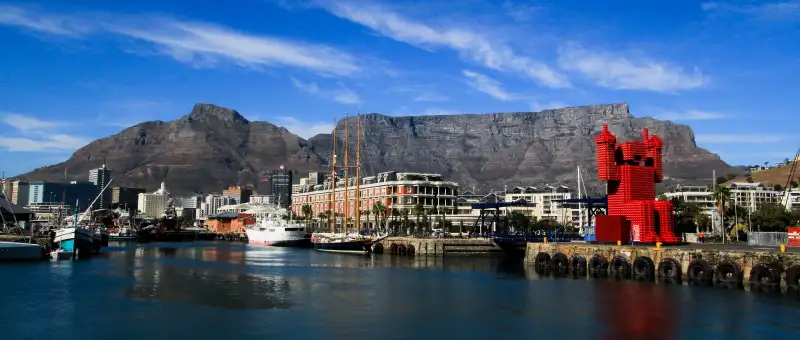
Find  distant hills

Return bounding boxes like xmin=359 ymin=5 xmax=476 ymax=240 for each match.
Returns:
xmin=16 ymin=103 xmax=743 ymax=196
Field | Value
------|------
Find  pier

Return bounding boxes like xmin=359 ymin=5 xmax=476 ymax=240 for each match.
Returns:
xmin=376 ymin=237 xmax=502 ymax=256
xmin=524 ymin=242 xmax=800 ymax=291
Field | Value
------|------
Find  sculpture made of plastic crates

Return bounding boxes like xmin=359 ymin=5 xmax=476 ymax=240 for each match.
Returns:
xmin=595 ymin=124 xmax=681 ymax=244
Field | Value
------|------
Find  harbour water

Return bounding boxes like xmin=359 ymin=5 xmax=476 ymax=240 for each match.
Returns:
xmin=1 ymin=241 xmax=798 ymax=339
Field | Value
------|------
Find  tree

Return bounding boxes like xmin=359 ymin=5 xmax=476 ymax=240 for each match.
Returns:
xmin=301 ymin=204 xmax=313 ymax=221
xmin=412 ymin=202 xmax=424 ymax=235
xmin=751 ymin=202 xmax=793 ymax=232
xmin=507 ymin=211 xmax=531 ymax=233
xmin=711 ymin=185 xmax=732 ymax=214
xmin=773 ymin=184 xmax=783 ymax=191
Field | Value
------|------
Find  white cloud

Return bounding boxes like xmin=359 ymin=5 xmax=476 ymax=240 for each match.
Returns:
xmin=462 ymin=70 xmax=520 ymax=101
xmin=654 ymin=109 xmax=726 ymax=121
xmin=530 ymin=100 xmax=569 ymax=112
xmin=0 ymin=4 xmax=89 ymax=37
xmin=273 ymin=116 xmax=333 ymax=139
xmin=501 ymin=1 xmax=540 ymax=22
xmin=314 ymin=1 xmax=571 ymax=89
xmin=695 ymin=134 xmax=786 ymax=144
xmin=290 ymin=76 xmax=361 ymax=104
xmin=557 ymin=44 xmax=708 ymax=93
xmin=0 ymin=113 xmax=90 ymax=152
xmin=413 ymin=92 xmax=449 ymax=102
xmin=0 ymin=5 xmax=364 ymax=77
xmin=702 ymin=1 xmax=800 ymax=20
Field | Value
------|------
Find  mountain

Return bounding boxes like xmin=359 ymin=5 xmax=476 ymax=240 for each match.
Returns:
xmin=16 ymin=103 xmax=742 ymax=196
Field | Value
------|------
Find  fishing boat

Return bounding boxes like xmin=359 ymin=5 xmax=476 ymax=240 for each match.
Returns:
xmin=109 ymin=227 xmax=137 ymax=240
xmin=53 ymin=179 xmax=114 ymax=259
xmin=312 ymin=113 xmax=380 ymax=254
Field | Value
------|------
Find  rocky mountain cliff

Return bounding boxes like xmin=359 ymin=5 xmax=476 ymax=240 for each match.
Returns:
xmin=17 ymin=103 xmax=741 ymax=195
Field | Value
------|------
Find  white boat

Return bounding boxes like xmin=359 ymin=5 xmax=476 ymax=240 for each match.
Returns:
xmin=54 ymin=227 xmax=95 ymax=258
xmin=245 ymin=215 xmax=311 ymax=248
xmin=0 ymin=241 xmax=43 ymax=261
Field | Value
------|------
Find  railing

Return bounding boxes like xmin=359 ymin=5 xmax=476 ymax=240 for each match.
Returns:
xmin=747 ymin=232 xmax=788 ymax=246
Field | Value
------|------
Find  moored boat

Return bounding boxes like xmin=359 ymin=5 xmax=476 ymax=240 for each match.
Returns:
xmin=54 ymin=227 xmax=95 ymax=259
xmin=245 ymin=215 xmax=311 ymax=248
xmin=0 ymin=241 xmax=44 ymax=261
xmin=311 ymin=233 xmax=374 ymax=253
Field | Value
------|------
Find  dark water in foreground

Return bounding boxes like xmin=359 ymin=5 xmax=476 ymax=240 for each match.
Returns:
xmin=1 ymin=242 xmax=799 ymax=339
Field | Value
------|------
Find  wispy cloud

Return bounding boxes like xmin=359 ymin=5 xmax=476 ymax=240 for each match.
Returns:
xmin=0 ymin=112 xmax=90 ymax=152
xmin=314 ymin=1 xmax=571 ymax=89
xmin=0 ymin=5 xmax=365 ymax=77
xmin=96 ymin=99 xmax=175 ymax=128
xmin=557 ymin=44 xmax=708 ymax=93
xmin=702 ymin=1 xmax=800 ymax=20
xmin=462 ymin=70 xmax=521 ymax=101
xmin=653 ymin=109 xmax=726 ymax=121
xmin=501 ymin=1 xmax=541 ymax=22
xmin=413 ymin=92 xmax=449 ymax=102
xmin=290 ymin=76 xmax=361 ymax=104
xmin=530 ymin=100 xmax=569 ymax=112
xmin=695 ymin=134 xmax=786 ymax=144
xmin=273 ymin=116 xmax=333 ymax=138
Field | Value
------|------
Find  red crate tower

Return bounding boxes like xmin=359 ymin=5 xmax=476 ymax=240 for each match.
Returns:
xmin=595 ymin=125 xmax=681 ymax=244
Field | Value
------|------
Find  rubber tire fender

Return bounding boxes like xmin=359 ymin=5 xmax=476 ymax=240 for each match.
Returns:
xmin=657 ymin=258 xmax=682 ymax=280
xmin=549 ymin=253 xmax=569 ymax=275
xmin=632 ymin=256 xmax=655 ymax=278
xmin=609 ymin=256 xmax=632 ymax=279
xmin=785 ymin=265 xmax=800 ymax=290
xmin=713 ymin=260 xmax=743 ymax=284
xmin=589 ymin=254 xmax=608 ymax=272
xmin=571 ymin=254 xmax=587 ymax=276
xmin=534 ymin=252 xmax=551 ymax=268
xmin=749 ymin=263 xmax=780 ymax=287
xmin=687 ymin=259 xmax=714 ymax=282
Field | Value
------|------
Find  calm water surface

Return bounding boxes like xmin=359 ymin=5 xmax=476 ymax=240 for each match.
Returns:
xmin=1 ymin=241 xmax=798 ymax=339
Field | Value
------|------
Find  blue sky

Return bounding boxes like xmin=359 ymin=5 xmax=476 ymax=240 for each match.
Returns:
xmin=0 ymin=0 xmax=798 ymax=176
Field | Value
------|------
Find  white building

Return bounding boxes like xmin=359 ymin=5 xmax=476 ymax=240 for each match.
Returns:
xmin=502 ymin=185 xmax=579 ymax=227
xmin=782 ymin=188 xmax=800 ymax=211
xmin=727 ymin=182 xmax=780 ymax=212
xmin=249 ymin=195 xmax=274 ymax=205
xmin=196 ymin=194 xmax=236 ymax=221
xmin=137 ymin=182 xmax=170 ymax=218
xmin=663 ymin=185 xmax=716 ymax=215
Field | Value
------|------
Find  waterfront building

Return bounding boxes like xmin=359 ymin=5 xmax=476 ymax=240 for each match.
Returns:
xmin=249 ymin=195 xmax=273 ymax=205
xmin=501 ymin=185 xmax=578 ymax=227
xmin=6 ymin=180 xmax=30 ymax=206
xmin=88 ymin=164 xmax=112 ymax=208
xmin=291 ymin=171 xmax=458 ymax=229
xmin=28 ymin=181 xmax=100 ymax=211
xmin=782 ymin=188 xmax=800 ymax=211
xmin=137 ymin=182 xmax=170 ymax=218
xmin=222 ymin=186 xmax=252 ymax=204
xmin=663 ymin=185 xmax=716 ymax=215
xmin=727 ymin=182 xmax=780 ymax=212
xmin=111 ymin=186 xmax=146 ymax=212
xmin=260 ymin=165 xmax=293 ymax=208
xmin=196 ymin=194 xmax=236 ymax=221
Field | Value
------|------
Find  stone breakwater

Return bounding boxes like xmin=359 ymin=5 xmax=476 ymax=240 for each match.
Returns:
xmin=376 ymin=237 xmax=502 ymax=256
xmin=524 ymin=243 xmax=800 ymax=291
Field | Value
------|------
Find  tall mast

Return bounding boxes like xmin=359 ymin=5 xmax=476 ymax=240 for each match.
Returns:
xmin=355 ymin=113 xmax=362 ymax=234
xmin=330 ymin=115 xmax=337 ymax=233
xmin=343 ymin=114 xmax=349 ymax=234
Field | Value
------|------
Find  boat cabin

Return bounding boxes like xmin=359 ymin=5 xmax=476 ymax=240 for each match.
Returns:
xmin=206 ymin=212 xmax=255 ymax=233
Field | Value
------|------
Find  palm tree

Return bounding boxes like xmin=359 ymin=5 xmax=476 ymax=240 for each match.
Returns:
xmin=301 ymin=204 xmax=313 ymax=221
xmin=400 ymin=208 xmax=410 ymax=236
xmin=371 ymin=202 xmax=384 ymax=233
xmin=412 ymin=202 xmax=424 ymax=236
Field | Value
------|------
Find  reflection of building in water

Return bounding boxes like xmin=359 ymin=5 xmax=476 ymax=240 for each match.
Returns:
xmin=128 ymin=246 xmax=292 ymax=310
xmin=595 ymin=281 xmax=677 ymax=340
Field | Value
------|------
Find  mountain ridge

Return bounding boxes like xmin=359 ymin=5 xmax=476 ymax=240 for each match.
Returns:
xmin=15 ymin=103 xmax=742 ymax=196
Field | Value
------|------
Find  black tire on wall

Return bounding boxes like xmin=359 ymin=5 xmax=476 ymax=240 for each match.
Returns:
xmin=589 ymin=254 xmax=608 ymax=274
xmin=609 ymin=256 xmax=632 ymax=280
xmin=687 ymin=259 xmax=714 ymax=283
xmin=657 ymin=258 xmax=682 ymax=281
xmin=632 ymin=256 xmax=655 ymax=279
xmin=571 ymin=254 xmax=587 ymax=276
xmin=785 ymin=265 xmax=800 ymax=291
xmin=549 ymin=253 xmax=570 ymax=276
xmin=713 ymin=260 xmax=743 ymax=285
xmin=749 ymin=263 xmax=780 ymax=287
xmin=535 ymin=252 xmax=551 ymax=268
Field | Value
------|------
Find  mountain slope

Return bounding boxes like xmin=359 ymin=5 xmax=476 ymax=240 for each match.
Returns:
xmin=17 ymin=103 xmax=742 ymax=195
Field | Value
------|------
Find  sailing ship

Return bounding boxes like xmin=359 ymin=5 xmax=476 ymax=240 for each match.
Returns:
xmin=312 ymin=113 xmax=381 ymax=254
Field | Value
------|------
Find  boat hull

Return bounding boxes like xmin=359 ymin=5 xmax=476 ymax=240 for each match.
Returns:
xmin=313 ymin=240 xmax=373 ymax=254
xmin=55 ymin=228 xmax=95 ymax=258
xmin=249 ymin=238 xmax=312 ymax=248
xmin=0 ymin=242 xmax=43 ymax=261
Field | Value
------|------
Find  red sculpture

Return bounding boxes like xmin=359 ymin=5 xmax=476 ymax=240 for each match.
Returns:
xmin=594 ymin=124 xmax=681 ymax=244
